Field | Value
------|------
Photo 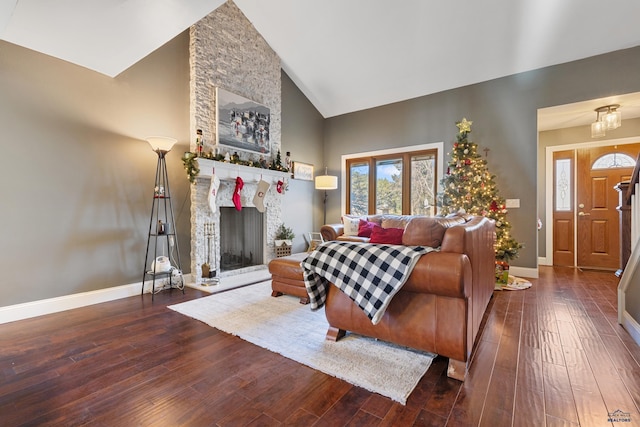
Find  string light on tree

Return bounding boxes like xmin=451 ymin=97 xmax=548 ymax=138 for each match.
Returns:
xmin=438 ymin=118 xmax=523 ymax=262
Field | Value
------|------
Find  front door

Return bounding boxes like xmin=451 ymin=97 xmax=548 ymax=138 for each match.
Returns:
xmin=552 ymin=144 xmax=639 ymax=269
xmin=576 ymin=145 xmax=638 ymax=269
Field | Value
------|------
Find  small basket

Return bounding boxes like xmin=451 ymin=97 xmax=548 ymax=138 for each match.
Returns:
xmin=275 ymin=244 xmax=292 ymax=258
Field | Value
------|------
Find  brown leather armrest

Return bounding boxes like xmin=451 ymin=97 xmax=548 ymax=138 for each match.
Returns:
xmin=441 ymin=216 xmax=495 ymax=257
xmin=403 ymin=252 xmax=471 ymax=299
xmin=320 ymin=223 xmax=344 ymax=241
xmin=439 ymin=217 xmax=496 ymax=330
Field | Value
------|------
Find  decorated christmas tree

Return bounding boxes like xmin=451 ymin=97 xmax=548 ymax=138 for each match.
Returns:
xmin=438 ymin=118 xmax=523 ymax=262
xmin=270 ymin=149 xmax=286 ymax=172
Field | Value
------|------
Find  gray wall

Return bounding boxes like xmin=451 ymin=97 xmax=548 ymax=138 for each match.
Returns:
xmin=324 ymin=46 xmax=640 ymax=269
xmin=281 ymin=72 xmax=326 ymax=252
xmin=0 ymin=33 xmax=191 ymax=306
xmin=0 ymin=25 xmax=321 ymax=307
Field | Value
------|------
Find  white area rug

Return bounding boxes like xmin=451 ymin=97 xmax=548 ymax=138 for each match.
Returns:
xmin=168 ymin=281 xmax=435 ymax=404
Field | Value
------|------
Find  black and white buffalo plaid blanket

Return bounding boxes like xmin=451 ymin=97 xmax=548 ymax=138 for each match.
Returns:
xmin=302 ymin=241 xmax=435 ymax=325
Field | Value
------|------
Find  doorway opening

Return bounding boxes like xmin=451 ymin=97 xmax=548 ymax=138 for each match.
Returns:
xmin=544 ymin=140 xmax=640 ymax=269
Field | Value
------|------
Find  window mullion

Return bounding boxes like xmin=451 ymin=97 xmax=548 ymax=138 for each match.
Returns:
xmin=369 ymin=158 xmax=376 ymax=214
xmin=402 ymin=154 xmax=411 ymax=214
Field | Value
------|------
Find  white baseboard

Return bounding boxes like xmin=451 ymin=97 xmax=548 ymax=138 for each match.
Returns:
xmin=621 ymin=310 xmax=640 ymax=348
xmin=0 ymin=274 xmax=196 ymax=325
xmin=509 ymin=266 xmax=538 ymax=279
xmin=0 ymin=282 xmax=142 ymax=325
xmin=538 ymin=256 xmax=551 ymax=266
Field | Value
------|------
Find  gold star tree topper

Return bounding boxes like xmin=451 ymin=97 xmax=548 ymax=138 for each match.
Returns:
xmin=456 ymin=118 xmax=473 ymax=133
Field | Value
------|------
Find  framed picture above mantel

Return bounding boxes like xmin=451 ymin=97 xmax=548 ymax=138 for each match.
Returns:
xmin=216 ymin=87 xmax=271 ymax=156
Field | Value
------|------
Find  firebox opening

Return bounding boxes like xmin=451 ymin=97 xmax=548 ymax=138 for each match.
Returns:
xmin=219 ymin=207 xmax=265 ymax=272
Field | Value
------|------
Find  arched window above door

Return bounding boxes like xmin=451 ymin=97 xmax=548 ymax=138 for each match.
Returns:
xmin=592 ymin=152 xmax=636 ymax=169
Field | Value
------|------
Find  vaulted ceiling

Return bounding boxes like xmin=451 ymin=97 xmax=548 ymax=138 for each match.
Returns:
xmin=2 ymin=0 xmax=640 ymax=126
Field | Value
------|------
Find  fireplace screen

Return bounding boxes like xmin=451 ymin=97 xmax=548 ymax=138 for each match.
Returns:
xmin=219 ymin=207 xmax=264 ymax=271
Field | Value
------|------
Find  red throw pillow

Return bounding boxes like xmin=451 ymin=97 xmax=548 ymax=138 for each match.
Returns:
xmin=358 ymin=219 xmax=376 ymax=237
xmin=369 ymin=225 xmax=404 ymax=244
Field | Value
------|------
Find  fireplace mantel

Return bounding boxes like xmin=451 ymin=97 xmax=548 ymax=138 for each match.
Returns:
xmin=189 ymin=157 xmax=289 ymax=282
xmin=195 ymin=158 xmax=290 ymax=184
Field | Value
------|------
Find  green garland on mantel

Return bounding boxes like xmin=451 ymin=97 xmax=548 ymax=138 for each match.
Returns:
xmin=182 ymin=150 xmax=289 ymax=183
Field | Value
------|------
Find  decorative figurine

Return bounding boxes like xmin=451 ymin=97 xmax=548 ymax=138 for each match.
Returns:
xmin=196 ymin=129 xmax=204 ymax=156
xmin=285 ymin=151 xmax=291 ymax=170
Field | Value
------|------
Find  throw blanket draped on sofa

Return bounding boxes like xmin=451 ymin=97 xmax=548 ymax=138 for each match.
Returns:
xmin=302 ymin=241 xmax=435 ymax=324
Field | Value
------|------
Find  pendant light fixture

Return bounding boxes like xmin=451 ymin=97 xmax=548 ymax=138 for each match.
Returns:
xmin=591 ymin=104 xmax=621 ymax=138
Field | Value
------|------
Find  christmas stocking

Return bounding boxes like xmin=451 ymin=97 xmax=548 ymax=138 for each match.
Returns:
xmin=208 ymin=173 xmax=220 ymax=213
xmin=253 ymin=179 xmax=270 ymax=213
xmin=233 ymin=176 xmax=244 ymax=211
xmin=276 ymin=179 xmax=284 ymax=194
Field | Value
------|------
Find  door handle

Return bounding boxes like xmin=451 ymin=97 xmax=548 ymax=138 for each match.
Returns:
xmin=578 ymin=212 xmax=591 ymax=216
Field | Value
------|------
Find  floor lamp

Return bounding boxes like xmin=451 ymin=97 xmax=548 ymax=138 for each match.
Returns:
xmin=315 ymin=167 xmax=338 ymax=225
xmin=142 ymin=136 xmax=183 ymax=300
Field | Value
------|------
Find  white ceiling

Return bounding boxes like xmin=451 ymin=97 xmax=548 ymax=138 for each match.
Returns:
xmin=0 ymin=0 xmax=226 ymax=77
xmin=2 ymin=0 xmax=640 ymax=127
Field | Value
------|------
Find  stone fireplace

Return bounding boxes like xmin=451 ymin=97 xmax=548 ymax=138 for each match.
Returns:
xmin=188 ymin=3 xmax=285 ymax=284
xmin=190 ymin=159 xmax=289 ymax=283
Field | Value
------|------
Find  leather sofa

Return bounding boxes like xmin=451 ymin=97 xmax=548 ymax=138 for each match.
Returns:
xmin=319 ymin=213 xmax=495 ymax=381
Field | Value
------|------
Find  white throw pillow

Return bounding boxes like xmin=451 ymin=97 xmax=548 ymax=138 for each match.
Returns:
xmin=342 ymin=216 xmax=360 ymax=236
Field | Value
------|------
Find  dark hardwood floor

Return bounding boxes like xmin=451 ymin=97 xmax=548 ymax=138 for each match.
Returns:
xmin=1 ymin=266 xmax=639 ymax=426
